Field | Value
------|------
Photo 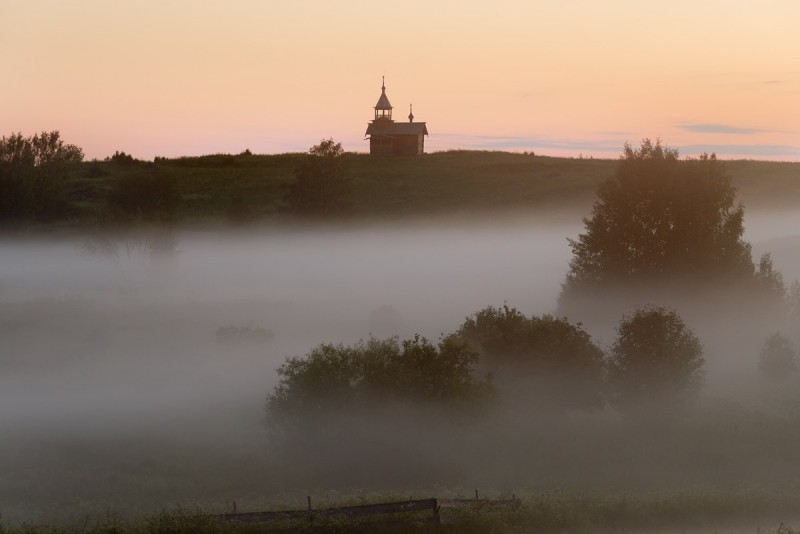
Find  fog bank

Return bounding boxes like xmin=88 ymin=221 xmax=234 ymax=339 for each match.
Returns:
xmin=2 ymin=208 xmax=800 ymax=523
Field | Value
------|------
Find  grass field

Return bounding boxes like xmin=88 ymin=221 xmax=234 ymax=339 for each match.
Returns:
xmin=56 ymin=151 xmax=800 ymax=228
xmin=4 ymin=491 xmax=800 ymax=533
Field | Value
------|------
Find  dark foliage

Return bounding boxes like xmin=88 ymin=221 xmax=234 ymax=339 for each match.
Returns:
xmin=224 ymin=194 xmax=256 ymax=225
xmin=283 ymin=138 xmax=351 ymax=217
xmin=84 ymin=161 xmax=109 ymax=178
xmin=0 ymin=131 xmax=83 ymax=220
xmin=266 ymin=335 xmax=493 ymax=431
xmin=758 ymin=332 xmax=797 ymax=381
xmin=108 ymin=150 xmax=137 ymax=165
xmin=108 ymin=168 xmax=179 ymax=222
xmin=607 ymin=306 xmax=704 ymax=410
xmin=562 ymin=139 xmax=756 ymax=302
xmin=455 ymin=305 xmax=605 ymax=410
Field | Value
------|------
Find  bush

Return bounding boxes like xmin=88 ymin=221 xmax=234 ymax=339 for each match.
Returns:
xmin=607 ymin=306 xmax=704 ymax=411
xmin=454 ymin=305 xmax=605 ymax=411
xmin=266 ymin=335 xmax=493 ymax=433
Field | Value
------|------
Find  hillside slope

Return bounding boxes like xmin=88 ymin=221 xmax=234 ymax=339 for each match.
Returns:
xmin=54 ymin=151 xmax=800 ymax=227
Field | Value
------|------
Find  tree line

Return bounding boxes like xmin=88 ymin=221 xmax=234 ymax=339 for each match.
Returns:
xmin=0 ymin=132 xmax=346 ymax=225
xmin=266 ymin=300 xmax=798 ymax=435
xmin=267 ymin=313 xmax=799 ymax=441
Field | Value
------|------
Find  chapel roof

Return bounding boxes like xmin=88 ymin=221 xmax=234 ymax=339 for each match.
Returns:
xmin=365 ymin=122 xmax=428 ymax=136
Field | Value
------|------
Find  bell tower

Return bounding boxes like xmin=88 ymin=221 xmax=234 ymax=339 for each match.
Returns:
xmin=374 ymin=76 xmax=393 ymax=122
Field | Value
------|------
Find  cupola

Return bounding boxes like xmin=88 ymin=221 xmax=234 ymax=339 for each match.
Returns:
xmin=374 ymin=76 xmax=393 ymax=121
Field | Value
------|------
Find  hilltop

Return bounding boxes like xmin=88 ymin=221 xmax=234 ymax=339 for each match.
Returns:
xmin=38 ymin=151 xmax=800 ymax=228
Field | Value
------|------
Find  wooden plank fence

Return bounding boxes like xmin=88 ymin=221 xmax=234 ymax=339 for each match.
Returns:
xmin=217 ymin=491 xmax=520 ymax=525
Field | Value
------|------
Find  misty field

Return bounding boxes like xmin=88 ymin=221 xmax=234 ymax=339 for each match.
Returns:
xmin=4 ymin=147 xmax=800 ymax=531
xmin=3 ymin=202 xmax=800 ymax=530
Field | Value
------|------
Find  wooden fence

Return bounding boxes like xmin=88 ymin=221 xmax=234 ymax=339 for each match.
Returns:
xmin=217 ymin=492 xmax=520 ymax=525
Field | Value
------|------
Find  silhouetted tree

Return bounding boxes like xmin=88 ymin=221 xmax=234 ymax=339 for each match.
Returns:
xmin=108 ymin=151 xmax=136 ymax=165
xmin=759 ymin=332 xmax=796 ymax=381
xmin=266 ymin=335 xmax=493 ymax=433
xmin=607 ymin=306 xmax=704 ymax=411
xmin=561 ymin=139 xmax=756 ymax=306
xmin=455 ymin=305 xmax=605 ymax=410
xmin=0 ymin=131 xmax=83 ymax=220
xmin=283 ymin=138 xmax=351 ymax=217
xmin=754 ymin=252 xmax=786 ymax=299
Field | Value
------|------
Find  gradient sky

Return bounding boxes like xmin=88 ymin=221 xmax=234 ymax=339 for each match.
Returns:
xmin=2 ymin=0 xmax=799 ymax=160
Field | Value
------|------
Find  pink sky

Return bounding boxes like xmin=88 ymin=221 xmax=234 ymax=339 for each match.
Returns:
xmin=1 ymin=0 xmax=799 ymax=160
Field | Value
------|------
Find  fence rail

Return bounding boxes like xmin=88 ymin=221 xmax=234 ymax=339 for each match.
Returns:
xmin=216 ymin=493 xmax=520 ymax=525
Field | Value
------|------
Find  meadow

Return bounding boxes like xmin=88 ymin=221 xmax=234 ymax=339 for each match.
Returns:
xmin=54 ymin=150 xmax=800 ymax=226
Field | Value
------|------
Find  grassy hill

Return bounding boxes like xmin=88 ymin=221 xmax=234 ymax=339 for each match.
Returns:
xmin=56 ymin=151 xmax=800 ymax=227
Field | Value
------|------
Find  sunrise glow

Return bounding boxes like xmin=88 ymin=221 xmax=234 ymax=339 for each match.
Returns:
xmin=2 ymin=0 xmax=798 ymax=160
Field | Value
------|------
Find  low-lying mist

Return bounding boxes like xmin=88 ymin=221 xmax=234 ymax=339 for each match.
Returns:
xmin=2 ymin=207 xmax=800 ymax=524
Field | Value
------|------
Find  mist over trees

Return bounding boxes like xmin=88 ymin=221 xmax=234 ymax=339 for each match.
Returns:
xmin=607 ymin=306 xmax=704 ymax=412
xmin=10 ymin=137 xmax=800 ymax=527
xmin=453 ymin=305 xmax=605 ymax=411
xmin=265 ymin=335 xmax=494 ymax=436
xmin=758 ymin=332 xmax=797 ymax=381
xmin=559 ymin=139 xmax=785 ymax=318
xmin=265 ymin=302 xmax=715 ymax=439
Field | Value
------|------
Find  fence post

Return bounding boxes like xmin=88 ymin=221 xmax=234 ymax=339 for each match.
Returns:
xmin=307 ymin=495 xmax=313 ymax=523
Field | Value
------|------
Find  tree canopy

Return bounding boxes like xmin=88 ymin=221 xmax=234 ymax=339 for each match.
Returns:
xmin=454 ymin=305 xmax=605 ymax=410
xmin=0 ymin=131 xmax=83 ymax=220
xmin=562 ymin=140 xmax=756 ymax=301
xmin=607 ymin=306 xmax=704 ymax=410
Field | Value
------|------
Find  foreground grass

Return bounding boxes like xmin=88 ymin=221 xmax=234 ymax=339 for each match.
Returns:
xmin=5 ymin=491 xmax=800 ymax=533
